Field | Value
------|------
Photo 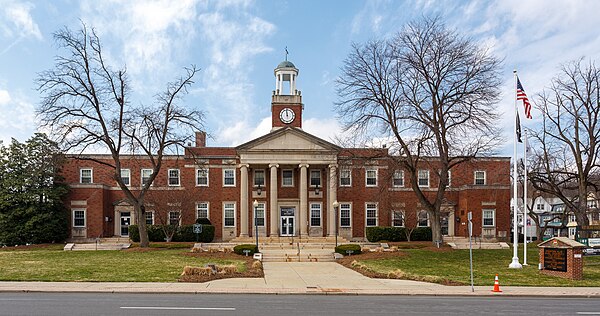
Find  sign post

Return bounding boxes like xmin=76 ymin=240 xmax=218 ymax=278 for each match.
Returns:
xmin=193 ymin=224 xmax=202 ymax=242
xmin=468 ymin=211 xmax=474 ymax=292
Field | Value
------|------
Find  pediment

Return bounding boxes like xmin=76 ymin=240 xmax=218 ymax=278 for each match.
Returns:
xmin=237 ymin=127 xmax=340 ymax=153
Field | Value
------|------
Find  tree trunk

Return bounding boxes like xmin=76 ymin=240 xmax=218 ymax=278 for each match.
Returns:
xmin=135 ymin=204 xmax=149 ymax=247
xmin=430 ymin=210 xmax=442 ymax=245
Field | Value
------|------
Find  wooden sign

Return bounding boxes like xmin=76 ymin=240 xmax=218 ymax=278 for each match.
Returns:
xmin=544 ymin=248 xmax=567 ymax=272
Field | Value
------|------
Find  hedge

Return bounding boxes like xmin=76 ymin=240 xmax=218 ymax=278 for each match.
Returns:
xmin=335 ymin=244 xmax=362 ymax=255
xmin=128 ymin=224 xmax=215 ymax=243
xmin=233 ymin=244 xmax=259 ymax=255
xmin=366 ymin=226 xmax=432 ymax=242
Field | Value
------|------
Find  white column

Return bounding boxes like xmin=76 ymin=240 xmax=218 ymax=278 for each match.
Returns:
xmin=299 ymin=163 xmax=309 ymax=237
xmin=328 ymin=164 xmax=338 ymax=236
xmin=269 ymin=164 xmax=279 ymax=236
xmin=240 ymin=164 xmax=249 ymax=237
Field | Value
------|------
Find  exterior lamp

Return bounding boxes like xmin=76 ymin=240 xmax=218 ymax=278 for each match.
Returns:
xmin=333 ymin=200 xmax=339 ymax=247
xmin=253 ymin=199 xmax=259 ymax=249
xmin=315 ymin=183 xmax=320 ymax=195
xmin=257 ymin=183 xmax=262 ymax=196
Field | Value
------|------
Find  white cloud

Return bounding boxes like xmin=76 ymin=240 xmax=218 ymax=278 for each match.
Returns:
xmin=0 ymin=89 xmax=36 ymax=144
xmin=303 ymin=117 xmax=343 ymax=144
xmin=0 ymin=0 xmax=42 ymax=40
xmin=218 ymin=116 xmax=271 ymax=146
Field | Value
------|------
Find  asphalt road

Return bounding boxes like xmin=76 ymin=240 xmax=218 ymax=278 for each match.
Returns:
xmin=0 ymin=293 xmax=599 ymax=316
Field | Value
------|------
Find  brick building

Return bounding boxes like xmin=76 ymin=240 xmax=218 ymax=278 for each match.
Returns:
xmin=63 ymin=60 xmax=511 ymax=242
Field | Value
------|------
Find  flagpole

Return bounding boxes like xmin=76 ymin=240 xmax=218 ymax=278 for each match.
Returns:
xmin=510 ymin=70 xmax=523 ymax=269
xmin=523 ymin=129 xmax=528 ymax=266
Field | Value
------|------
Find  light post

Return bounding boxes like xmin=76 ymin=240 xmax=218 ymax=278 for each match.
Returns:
xmin=253 ymin=199 xmax=259 ymax=250
xmin=333 ymin=200 xmax=339 ymax=247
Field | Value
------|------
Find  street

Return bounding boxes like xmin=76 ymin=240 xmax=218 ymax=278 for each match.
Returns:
xmin=0 ymin=293 xmax=599 ymax=315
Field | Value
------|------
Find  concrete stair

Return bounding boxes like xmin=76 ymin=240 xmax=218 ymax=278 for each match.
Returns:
xmin=64 ymin=240 xmax=131 ymax=251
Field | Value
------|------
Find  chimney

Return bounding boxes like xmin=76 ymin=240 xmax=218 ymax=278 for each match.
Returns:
xmin=195 ymin=131 xmax=206 ymax=148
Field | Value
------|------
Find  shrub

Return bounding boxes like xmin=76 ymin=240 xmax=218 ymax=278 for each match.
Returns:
xmin=366 ymin=226 xmax=407 ymax=242
xmin=195 ymin=218 xmax=212 ymax=225
xmin=335 ymin=244 xmax=362 ymax=255
xmin=411 ymin=227 xmax=432 ymax=241
xmin=128 ymin=224 xmax=214 ymax=242
xmin=233 ymin=244 xmax=259 ymax=255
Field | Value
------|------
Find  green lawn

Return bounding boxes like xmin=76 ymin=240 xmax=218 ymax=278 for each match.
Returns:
xmin=0 ymin=245 xmax=247 ymax=282
xmin=354 ymin=246 xmax=600 ymax=286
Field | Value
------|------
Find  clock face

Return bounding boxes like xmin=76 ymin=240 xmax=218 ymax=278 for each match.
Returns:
xmin=279 ymin=108 xmax=295 ymax=124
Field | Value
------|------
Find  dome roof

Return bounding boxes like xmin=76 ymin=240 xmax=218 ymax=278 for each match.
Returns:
xmin=276 ymin=60 xmax=296 ymax=69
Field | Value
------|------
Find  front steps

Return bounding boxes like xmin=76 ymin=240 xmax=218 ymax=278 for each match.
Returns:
xmin=443 ymin=236 xmax=510 ymax=250
xmin=64 ymin=237 xmax=131 ymax=251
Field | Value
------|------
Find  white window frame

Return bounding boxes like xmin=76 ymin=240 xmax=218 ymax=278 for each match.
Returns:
xmin=474 ymin=171 xmax=486 ymax=185
xmin=365 ymin=169 xmax=378 ymax=187
xmin=365 ymin=203 xmax=378 ymax=227
xmin=254 ymin=169 xmax=265 ymax=187
xmin=417 ymin=210 xmax=430 ymax=227
xmin=340 ymin=203 xmax=352 ymax=227
xmin=168 ymin=169 xmax=180 ymax=186
xmin=418 ymin=170 xmax=429 ymax=188
xmin=145 ymin=211 xmax=154 ymax=225
xmin=339 ymin=168 xmax=352 ymax=187
xmin=282 ymin=169 xmax=294 ymax=187
xmin=310 ymin=169 xmax=321 ymax=187
xmin=393 ymin=170 xmax=404 ymax=188
xmin=392 ymin=210 xmax=405 ymax=227
xmin=482 ymin=209 xmax=495 ymax=227
xmin=196 ymin=168 xmax=209 ymax=186
xmin=310 ymin=203 xmax=322 ymax=227
xmin=72 ymin=209 xmax=86 ymax=227
xmin=80 ymin=168 xmax=93 ymax=184
xmin=254 ymin=202 xmax=265 ymax=227
xmin=537 ymin=203 xmax=545 ymax=211
xmin=223 ymin=202 xmax=236 ymax=227
xmin=141 ymin=169 xmax=153 ymax=186
xmin=120 ymin=169 xmax=130 ymax=186
xmin=168 ymin=211 xmax=181 ymax=226
xmin=223 ymin=169 xmax=236 ymax=187
xmin=196 ymin=202 xmax=209 ymax=220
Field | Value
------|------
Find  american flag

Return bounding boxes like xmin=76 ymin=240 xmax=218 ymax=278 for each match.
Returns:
xmin=517 ymin=77 xmax=532 ymax=119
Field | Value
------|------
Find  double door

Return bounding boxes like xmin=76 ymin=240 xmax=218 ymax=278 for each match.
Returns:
xmin=280 ymin=207 xmax=295 ymax=236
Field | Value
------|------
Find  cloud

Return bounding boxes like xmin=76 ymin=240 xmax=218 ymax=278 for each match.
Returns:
xmin=0 ymin=0 xmax=42 ymax=40
xmin=0 ymin=89 xmax=36 ymax=144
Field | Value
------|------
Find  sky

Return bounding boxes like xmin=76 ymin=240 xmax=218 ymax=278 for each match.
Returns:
xmin=1 ymin=0 xmax=600 ymax=156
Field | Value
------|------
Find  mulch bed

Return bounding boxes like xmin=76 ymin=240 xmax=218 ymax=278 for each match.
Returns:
xmin=178 ymin=252 xmax=264 ymax=283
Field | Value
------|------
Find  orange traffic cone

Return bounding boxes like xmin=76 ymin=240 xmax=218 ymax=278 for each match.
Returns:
xmin=491 ymin=274 xmax=502 ymax=293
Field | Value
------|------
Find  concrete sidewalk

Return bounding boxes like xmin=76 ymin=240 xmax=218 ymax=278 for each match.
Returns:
xmin=0 ymin=262 xmax=598 ymax=297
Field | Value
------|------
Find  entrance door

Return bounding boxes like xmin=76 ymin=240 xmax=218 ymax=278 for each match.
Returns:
xmin=120 ymin=212 xmax=131 ymax=237
xmin=280 ymin=207 xmax=295 ymax=236
xmin=441 ymin=214 xmax=449 ymax=236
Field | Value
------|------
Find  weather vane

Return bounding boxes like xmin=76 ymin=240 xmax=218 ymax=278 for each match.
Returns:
xmin=285 ymin=46 xmax=289 ymax=61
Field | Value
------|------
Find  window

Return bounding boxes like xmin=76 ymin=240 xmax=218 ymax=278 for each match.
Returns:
xmin=254 ymin=170 xmax=265 ymax=187
xmin=537 ymin=203 xmax=545 ymax=211
xmin=447 ymin=170 xmax=452 ymax=187
xmin=223 ymin=169 xmax=236 ymax=187
xmin=168 ymin=169 xmax=180 ymax=186
xmin=196 ymin=169 xmax=209 ymax=186
xmin=224 ymin=203 xmax=235 ymax=227
xmin=339 ymin=169 xmax=351 ymax=187
xmin=169 ymin=211 xmax=181 ymax=226
xmin=340 ymin=203 xmax=351 ymax=227
xmin=196 ymin=202 xmax=209 ymax=220
xmin=73 ymin=209 xmax=86 ymax=227
xmin=393 ymin=170 xmax=404 ymax=187
xmin=366 ymin=203 xmax=378 ymax=226
xmin=482 ymin=209 xmax=495 ymax=227
xmin=366 ymin=169 xmax=377 ymax=187
xmin=310 ymin=170 xmax=321 ymax=187
xmin=392 ymin=210 xmax=405 ymax=227
xmin=145 ymin=211 xmax=154 ymax=225
xmin=282 ymin=169 xmax=293 ymax=187
xmin=474 ymin=171 xmax=486 ymax=185
xmin=254 ymin=202 xmax=265 ymax=227
xmin=80 ymin=169 xmax=92 ymax=184
xmin=418 ymin=170 xmax=429 ymax=187
xmin=568 ymin=214 xmax=576 ymax=223
xmin=310 ymin=203 xmax=322 ymax=227
xmin=418 ymin=211 xmax=429 ymax=227
xmin=141 ymin=169 xmax=153 ymax=186
xmin=120 ymin=169 xmax=130 ymax=186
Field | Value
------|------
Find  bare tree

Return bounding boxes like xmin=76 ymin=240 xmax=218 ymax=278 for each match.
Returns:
xmin=335 ymin=17 xmax=503 ymax=244
xmin=145 ymin=188 xmax=196 ymax=242
xmin=36 ymin=23 xmax=203 ymax=247
xmin=528 ymin=60 xmax=600 ymax=236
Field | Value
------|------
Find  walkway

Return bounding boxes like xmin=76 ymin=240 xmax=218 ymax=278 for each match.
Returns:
xmin=0 ymin=262 xmax=598 ymax=297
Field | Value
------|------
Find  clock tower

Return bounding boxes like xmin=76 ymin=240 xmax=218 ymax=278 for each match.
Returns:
xmin=271 ymin=60 xmax=303 ymax=130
